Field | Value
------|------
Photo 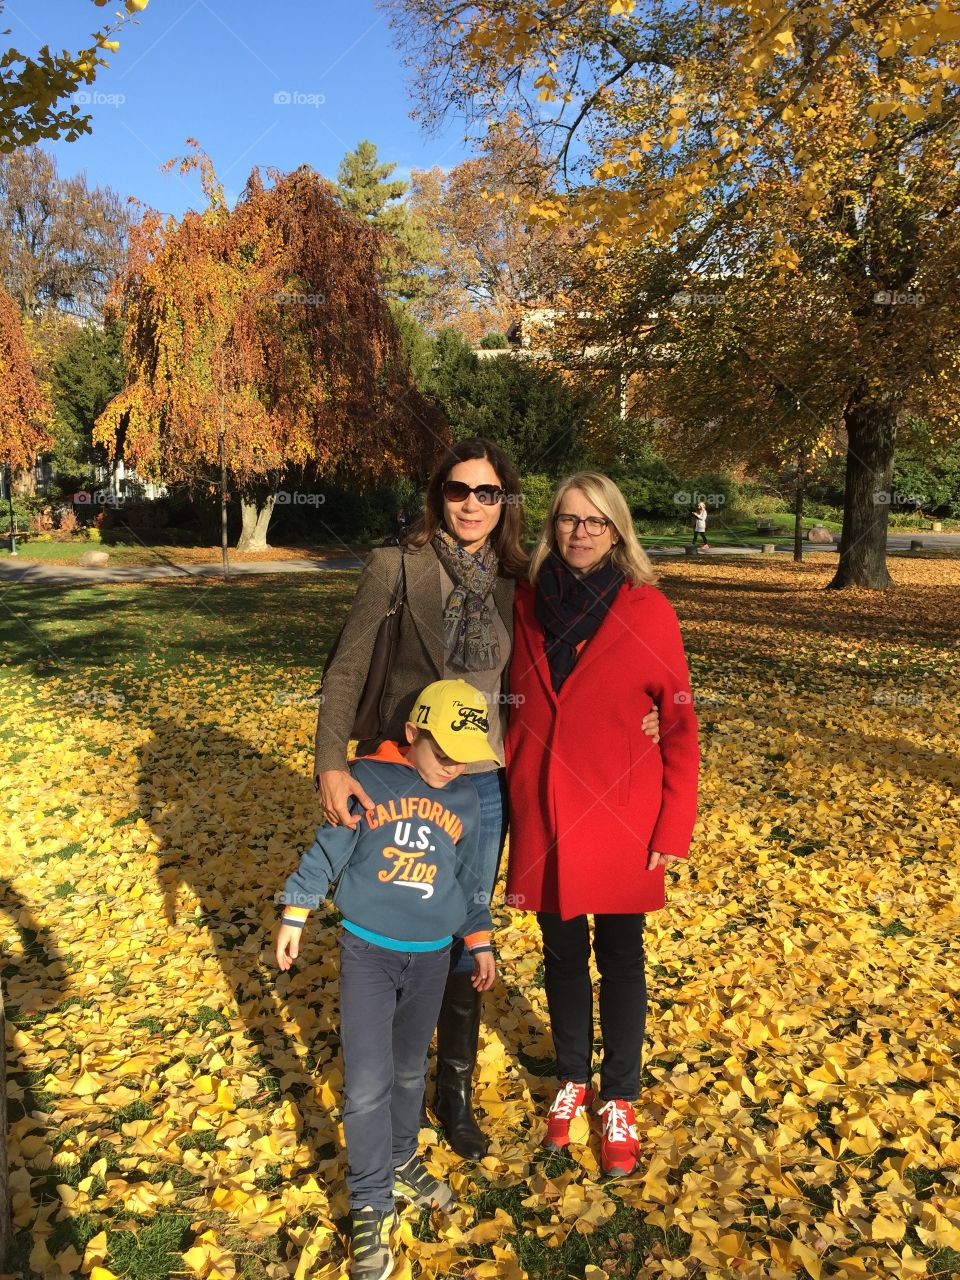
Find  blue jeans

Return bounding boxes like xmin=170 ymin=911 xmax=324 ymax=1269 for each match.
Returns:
xmin=338 ymin=930 xmax=451 ymax=1211
xmin=449 ymin=768 xmax=509 ymax=974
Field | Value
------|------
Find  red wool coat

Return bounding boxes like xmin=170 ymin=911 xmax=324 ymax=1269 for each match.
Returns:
xmin=505 ymin=578 xmax=699 ymax=920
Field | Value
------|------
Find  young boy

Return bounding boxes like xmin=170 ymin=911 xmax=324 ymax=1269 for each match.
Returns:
xmin=276 ymin=679 xmax=499 ymax=1280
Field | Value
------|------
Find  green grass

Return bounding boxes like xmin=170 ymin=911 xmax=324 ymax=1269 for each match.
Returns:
xmin=635 ymin=514 xmax=843 ymax=548
xmin=105 ymin=1214 xmax=193 ymax=1280
xmin=0 ymin=572 xmax=358 ymax=685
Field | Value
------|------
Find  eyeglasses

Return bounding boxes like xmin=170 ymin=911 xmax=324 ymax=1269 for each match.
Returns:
xmin=442 ymin=480 xmax=505 ymax=506
xmin=554 ymin=513 xmax=612 ymax=536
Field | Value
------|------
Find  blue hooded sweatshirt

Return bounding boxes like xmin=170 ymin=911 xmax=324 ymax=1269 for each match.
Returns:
xmin=278 ymin=742 xmax=493 ymax=952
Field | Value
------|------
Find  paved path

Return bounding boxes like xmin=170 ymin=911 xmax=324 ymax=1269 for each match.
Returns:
xmin=0 ymin=534 xmax=956 ymax=588
xmin=0 ymin=555 xmax=365 ymax=587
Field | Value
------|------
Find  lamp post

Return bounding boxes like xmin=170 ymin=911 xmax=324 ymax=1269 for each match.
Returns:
xmin=5 ymin=453 xmax=16 ymax=556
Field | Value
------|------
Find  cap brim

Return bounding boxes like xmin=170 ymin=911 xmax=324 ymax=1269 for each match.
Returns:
xmin=432 ymin=731 xmax=502 ymax=767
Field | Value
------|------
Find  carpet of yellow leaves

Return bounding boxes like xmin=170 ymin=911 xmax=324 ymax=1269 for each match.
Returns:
xmin=1 ymin=556 xmax=959 ymax=1280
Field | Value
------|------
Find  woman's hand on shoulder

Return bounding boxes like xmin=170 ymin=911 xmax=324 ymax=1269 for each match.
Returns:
xmin=316 ymin=768 xmax=374 ymax=828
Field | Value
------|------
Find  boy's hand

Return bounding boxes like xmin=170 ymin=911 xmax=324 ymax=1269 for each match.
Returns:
xmin=276 ymin=923 xmax=302 ymax=971
xmin=471 ymin=951 xmax=496 ymax=991
xmin=641 ymin=704 xmax=660 ymax=743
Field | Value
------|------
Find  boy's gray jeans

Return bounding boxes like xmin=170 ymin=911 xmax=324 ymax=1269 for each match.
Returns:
xmin=338 ymin=929 xmax=451 ymax=1210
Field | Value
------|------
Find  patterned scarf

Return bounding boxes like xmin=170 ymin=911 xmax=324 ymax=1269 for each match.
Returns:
xmin=534 ymin=549 xmax=624 ymax=693
xmin=432 ymin=528 xmax=502 ymax=672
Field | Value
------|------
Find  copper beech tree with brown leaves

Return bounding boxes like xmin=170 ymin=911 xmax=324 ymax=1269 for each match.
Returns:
xmin=0 ymin=285 xmax=52 ymax=482
xmin=96 ymin=146 xmax=446 ymax=550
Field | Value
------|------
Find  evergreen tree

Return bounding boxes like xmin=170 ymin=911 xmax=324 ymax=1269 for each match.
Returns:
xmin=335 ymin=140 xmax=437 ymax=302
xmin=50 ymin=316 xmax=125 ymax=483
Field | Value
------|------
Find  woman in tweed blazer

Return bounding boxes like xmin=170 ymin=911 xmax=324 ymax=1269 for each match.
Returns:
xmin=314 ymin=437 xmax=526 ymax=1160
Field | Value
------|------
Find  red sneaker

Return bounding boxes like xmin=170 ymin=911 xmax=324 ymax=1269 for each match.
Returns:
xmin=542 ymin=1081 xmax=594 ymax=1151
xmin=597 ymin=1099 xmax=640 ymax=1176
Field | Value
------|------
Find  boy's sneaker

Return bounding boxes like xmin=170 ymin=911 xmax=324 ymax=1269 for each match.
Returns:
xmin=349 ymin=1206 xmax=397 ymax=1280
xmin=597 ymin=1098 xmax=640 ymax=1177
xmin=393 ymin=1152 xmax=455 ymax=1211
xmin=542 ymin=1081 xmax=594 ymax=1151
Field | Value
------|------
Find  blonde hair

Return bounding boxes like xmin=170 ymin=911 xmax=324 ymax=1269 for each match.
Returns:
xmin=528 ymin=472 xmax=658 ymax=587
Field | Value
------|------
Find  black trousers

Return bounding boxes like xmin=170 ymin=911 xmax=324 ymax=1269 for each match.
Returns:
xmin=537 ymin=912 xmax=647 ymax=1102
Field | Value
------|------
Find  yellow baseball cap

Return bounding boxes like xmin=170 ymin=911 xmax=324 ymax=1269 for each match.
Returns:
xmin=409 ymin=679 xmax=502 ymax=765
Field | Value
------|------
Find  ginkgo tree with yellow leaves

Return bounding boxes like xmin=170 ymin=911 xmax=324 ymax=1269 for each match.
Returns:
xmin=386 ymin=0 xmax=960 ymax=588
xmin=0 ymin=0 xmax=148 ymax=154
xmin=95 ymin=145 xmax=447 ymax=551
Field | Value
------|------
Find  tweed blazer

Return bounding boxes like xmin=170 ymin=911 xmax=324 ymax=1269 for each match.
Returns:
xmin=313 ymin=541 xmax=517 ymax=777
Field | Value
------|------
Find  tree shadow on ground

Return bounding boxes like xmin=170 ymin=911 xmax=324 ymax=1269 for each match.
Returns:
xmin=1 ymin=883 xmax=71 ymax=1125
xmin=662 ymin=562 xmax=955 ymax=649
xmin=136 ymin=715 xmax=344 ymax=1179
xmin=1 ymin=879 xmax=72 ymax=1274
xmin=135 ymin=715 xmax=551 ymax=1194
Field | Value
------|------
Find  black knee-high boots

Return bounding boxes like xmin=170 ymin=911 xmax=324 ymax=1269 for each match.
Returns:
xmin=432 ymin=970 xmax=488 ymax=1160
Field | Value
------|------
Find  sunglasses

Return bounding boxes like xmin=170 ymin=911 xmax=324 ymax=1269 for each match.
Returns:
xmin=441 ymin=480 xmax=505 ymax=506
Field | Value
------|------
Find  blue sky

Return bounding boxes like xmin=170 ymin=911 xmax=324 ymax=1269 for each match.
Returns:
xmin=7 ymin=0 xmax=472 ymax=215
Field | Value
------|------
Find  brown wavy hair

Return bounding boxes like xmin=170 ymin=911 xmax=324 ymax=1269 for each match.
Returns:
xmin=405 ymin=437 xmax=528 ymax=578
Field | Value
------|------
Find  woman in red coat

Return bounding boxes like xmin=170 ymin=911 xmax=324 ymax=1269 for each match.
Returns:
xmin=505 ymin=472 xmax=699 ymax=1178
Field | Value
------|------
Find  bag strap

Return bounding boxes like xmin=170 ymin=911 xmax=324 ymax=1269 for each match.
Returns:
xmin=315 ymin=551 xmax=405 ymax=698
xmin=385 ymin=554 xmax=407 ymax=619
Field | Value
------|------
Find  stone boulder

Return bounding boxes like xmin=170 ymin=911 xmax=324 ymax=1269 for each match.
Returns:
xmin=807 ymin=524 xmax=834 ymax=544
xmin=78 ymin=550 xmax=110 ymax=569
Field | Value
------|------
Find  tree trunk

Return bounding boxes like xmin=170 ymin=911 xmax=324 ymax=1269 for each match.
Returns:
xmin=218 ymin=432 xmax=229 ymax=580
xmin=794 ymin=452 xmax=805 ymax=564
xmin=828 ymin=396 xmax=898 ymax=590
xmin=237 ymin=492 xmax=276 ymax=551
xmin=11 ymin=464 xmax=36 ymax=498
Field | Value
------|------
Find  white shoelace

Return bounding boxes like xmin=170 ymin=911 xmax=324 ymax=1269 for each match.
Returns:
xmin=550 ymin=1081 xmax=584 ymax=1120
xmin=598 ymin=1100 xmax=631 ymax=1143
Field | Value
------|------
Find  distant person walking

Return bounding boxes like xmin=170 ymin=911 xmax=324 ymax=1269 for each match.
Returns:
xmin=691 ymin=500 xmax=709 ymax=550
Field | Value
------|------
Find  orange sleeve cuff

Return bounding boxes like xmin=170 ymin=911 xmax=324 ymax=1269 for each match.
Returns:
xmin=463 ymin=931 xmax=491 ymax=950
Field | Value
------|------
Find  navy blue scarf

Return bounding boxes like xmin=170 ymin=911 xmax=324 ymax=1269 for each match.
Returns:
xmin=534 ymin=551 xmax=623 ymax=692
